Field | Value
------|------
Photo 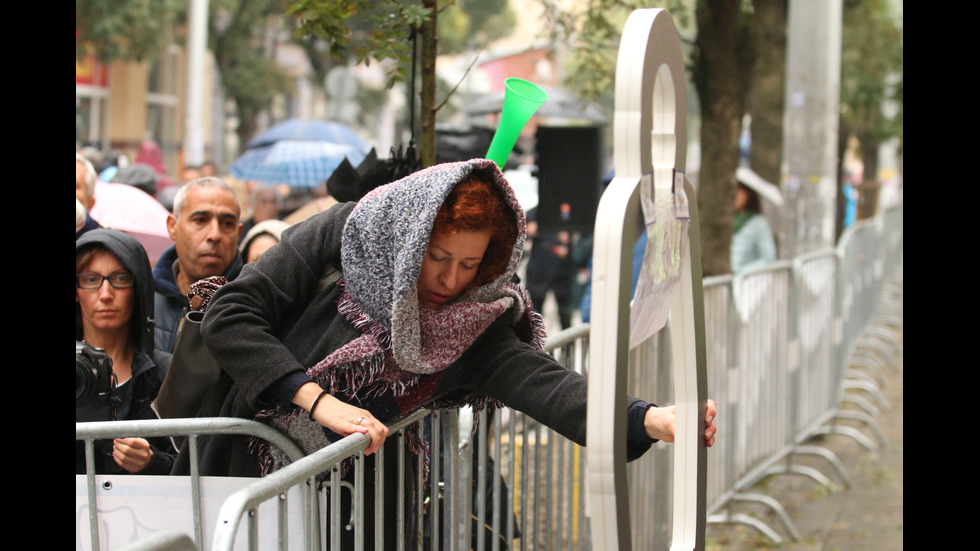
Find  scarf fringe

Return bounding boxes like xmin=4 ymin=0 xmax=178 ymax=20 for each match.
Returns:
xmin=508 ymin=283 xmax=547 ymax=352
xmin=253 ymin=281 xmax=546 ymax=482
xmin=336 ymin=279 xmax=392 ymax=350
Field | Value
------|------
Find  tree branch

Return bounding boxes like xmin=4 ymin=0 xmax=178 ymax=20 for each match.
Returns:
xmin=435 ymin=43 xmax=486 ymax=113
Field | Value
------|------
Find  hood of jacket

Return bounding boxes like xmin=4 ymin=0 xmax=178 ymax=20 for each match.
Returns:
xmin=76 ymin=229 xmax=156 ymax=355
xmin=340 ymin=159 xmax=527 ymax=371
xmin=152 ymin=245 xmax=181 ymax=300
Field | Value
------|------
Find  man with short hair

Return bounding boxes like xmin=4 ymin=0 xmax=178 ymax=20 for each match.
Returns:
xmin=239 ymin=185 xmax=282 ymax=243
xmin=201 ymin=161 xmax=219 ymax=178
xmin=181 ymin=165 xmax=203 ymax=185
xmin=76 ymin=153 xmax=101 ymax=238
xmin=153 ymin=177 xmax=243 ymax=351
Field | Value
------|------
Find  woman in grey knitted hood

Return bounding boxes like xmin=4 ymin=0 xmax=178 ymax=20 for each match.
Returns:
xmin=191 ymin=158 xmax=716 ymax=480
xmin=256 ymin=158 xmax=548 ymax=464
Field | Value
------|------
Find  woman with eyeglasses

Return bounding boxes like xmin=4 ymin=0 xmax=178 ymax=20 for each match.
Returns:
xmin=76 ymin=229 xmax=175 ymax=474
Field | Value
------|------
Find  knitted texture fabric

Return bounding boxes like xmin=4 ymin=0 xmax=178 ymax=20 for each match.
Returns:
xmin=254 ymin=159 xmax=546 ymax=477
xmin=341 ymin=159 xmax=528 ymax=373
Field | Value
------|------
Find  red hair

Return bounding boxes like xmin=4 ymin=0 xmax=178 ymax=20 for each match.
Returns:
xmin=432 ymin=176 xmax=518 ymax=286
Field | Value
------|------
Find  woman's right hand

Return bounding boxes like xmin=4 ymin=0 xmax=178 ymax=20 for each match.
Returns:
xmin=294 ymin=382 xmax=389 ymax=455
xmin=644 ymin=399 xmax=717 ymax=447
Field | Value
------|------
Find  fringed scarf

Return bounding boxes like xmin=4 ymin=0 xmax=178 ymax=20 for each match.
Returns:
xmin=254 ymin=279 xmax=545 ymax=478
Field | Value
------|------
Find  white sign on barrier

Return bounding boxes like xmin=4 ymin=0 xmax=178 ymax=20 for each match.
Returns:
xmin=631 ymin=176 xmax=690 ymax=349
xmin=75 ymin=475 xmax=306 ymax=550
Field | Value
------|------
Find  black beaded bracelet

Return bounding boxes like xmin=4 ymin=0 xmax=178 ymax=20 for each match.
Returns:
xmin=309 ymin=390 xmax=330 ymax=421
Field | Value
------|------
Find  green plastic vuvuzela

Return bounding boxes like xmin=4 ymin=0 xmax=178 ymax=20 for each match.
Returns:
xmin=485 ymin=78 xmax=549 ymax=168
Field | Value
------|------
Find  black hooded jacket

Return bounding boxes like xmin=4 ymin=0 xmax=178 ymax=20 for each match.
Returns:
xmin=76 ymin=229 xmax=175 ymax=475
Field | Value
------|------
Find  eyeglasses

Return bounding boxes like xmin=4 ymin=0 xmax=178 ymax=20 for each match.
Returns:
xmin=76 ymin=271 xmax=135 ymax=290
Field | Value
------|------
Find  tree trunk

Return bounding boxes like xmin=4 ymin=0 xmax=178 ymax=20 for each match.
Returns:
xmin=857 ymin=129 xmax=879 ymax=219
xmin=693 ymin=0 xmax=756 ymax=276
xmin=237 ymin=111 xmax=259 ymax=153
xmin=835 ymin=115 xmax=849 ymax=241
xmin=747 ymin=0 xmax=787 ymax=188
xmin=420 ymin=0 xmax=438 ymax=168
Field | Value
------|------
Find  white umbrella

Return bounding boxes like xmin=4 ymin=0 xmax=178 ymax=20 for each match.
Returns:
xmin=736 ymin=166 xmax=784 ymax=207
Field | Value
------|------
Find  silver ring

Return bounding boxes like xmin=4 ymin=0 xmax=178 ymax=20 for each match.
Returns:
xmin=355 ymin=417 xmax=364 ymax=425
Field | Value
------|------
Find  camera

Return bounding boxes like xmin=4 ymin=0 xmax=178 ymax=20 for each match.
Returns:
xmin=76 ymin=341 xmax=115 ymax=408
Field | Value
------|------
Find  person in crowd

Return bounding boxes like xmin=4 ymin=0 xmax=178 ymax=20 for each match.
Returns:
xmin=842 ymin=177 xmax=858 ymax=229
xmin=524 ymin=206 xmax=575 ymax=330
xmin=178 ymin=159 xmax=715 ymax=483
xmin=135 ymin=140 xmax=176 ymax=192
xmin=239 ymin=185 xmax=282 ymax=243
xmin=181 ymin=164 xmax=202 ymax=185
xmin=110 ymin=163 xmax=158 ymax=197
xmin=153 ymin=178 xmax=243 ymax=351
xmin=76 ymin=153 xmax=101 ymax=239
xmin=731 ymin=176 xmax=778 ymax=273
xmin=240 ymin=219 xmax=291 ymax=264
xmin=579 ymin=230 xmax=647 ymax=323
xmin=283 ymin=179 xmax=339 ymax=225
xmin=156 ymin=185 xmax=179 ymax=213
xmin=76 ymin=199 xmax=87 ymax=232
xmin=77 ymin=147 xmax=108 ymax=180
xmin=76 ymin=229 xmax=175 ymax=474
xmin=201 ymin=161 xmax=219 ymax=177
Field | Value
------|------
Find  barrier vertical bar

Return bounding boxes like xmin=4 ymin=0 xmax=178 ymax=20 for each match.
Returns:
xmin=85 ymin=439 xmax=99 ymax=551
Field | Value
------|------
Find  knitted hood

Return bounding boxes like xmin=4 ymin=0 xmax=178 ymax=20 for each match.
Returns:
xmin=340 ymin=159 xmax=527 ymax=372
xmin=256 ymin=160 xmax=539 ymax=476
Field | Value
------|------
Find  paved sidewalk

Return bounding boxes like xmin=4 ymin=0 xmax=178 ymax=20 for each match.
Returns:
xmin=705 ymin=342 xmax=904 ymax=550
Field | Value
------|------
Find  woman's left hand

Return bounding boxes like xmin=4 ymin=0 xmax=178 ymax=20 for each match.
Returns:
xmin=644 ymin=399 xmax=717 ymax=447
xmin=112 ymin=437 xmax=154 ymax=473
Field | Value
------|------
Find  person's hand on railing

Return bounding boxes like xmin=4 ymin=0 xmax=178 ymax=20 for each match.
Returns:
xmin=643 ymin=400 xmax=716 ymax=447
xmin=294 ymin=381 xmax=390 ymax=455
xmin=112 ymin=437 xmax=155 ymax=473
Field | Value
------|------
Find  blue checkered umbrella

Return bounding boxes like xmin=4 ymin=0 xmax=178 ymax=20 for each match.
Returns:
xmin=245 ymin=118 xmax=369 ymax=150
xmin=231 ymin=140 xmax=369 ymax=189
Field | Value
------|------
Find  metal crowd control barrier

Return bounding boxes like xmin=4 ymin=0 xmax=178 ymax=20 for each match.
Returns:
xmin=75 ymin=325 xmax=596 ymax=551
xmin=702 ymin=205 xmax=902 ymax=543
xmin=202 ymin=326 xmax=596 ymax=551
xmin=210 ymin=409 xmax=431 ymax=551
xmin=701 ymin=259 xmax=844 ymax=543
xmin=77 ymin=202 xmax=902 ymax=550
xmin=116 ymin=530 xmax=197 ymax=551
xmin=76 ymin=418 xmax=308 ymax=551
xmin=496 ymin=324 xmax=593 ymax=551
